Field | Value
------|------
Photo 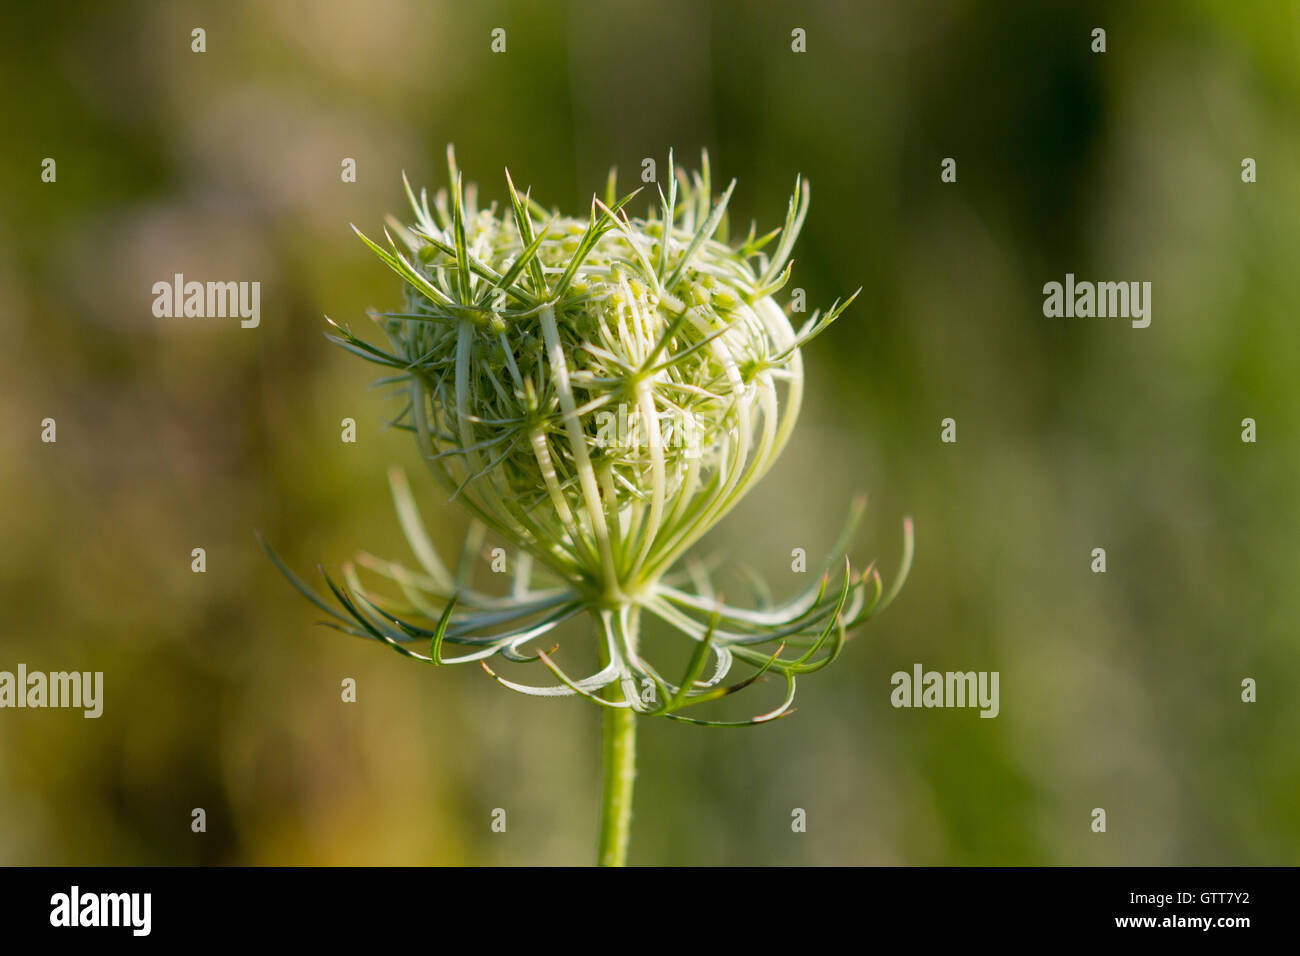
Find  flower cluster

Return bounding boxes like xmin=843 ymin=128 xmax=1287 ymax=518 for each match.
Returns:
xmin=270 ymin=149 xmax=910 ymax=725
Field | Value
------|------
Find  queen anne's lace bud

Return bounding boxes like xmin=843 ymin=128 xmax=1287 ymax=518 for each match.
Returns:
xmin=275 ymin=148 xmax=911 ymax=726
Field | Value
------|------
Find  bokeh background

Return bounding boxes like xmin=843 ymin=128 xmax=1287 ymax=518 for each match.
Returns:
xmin=2 ymin=0 xmax=1297 ymax=865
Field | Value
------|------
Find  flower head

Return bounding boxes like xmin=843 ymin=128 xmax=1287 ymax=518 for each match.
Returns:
xmin=273 ymin=148 xmax=911 ymax=725
xmin=342 ymin=148 xmax=855 ymax=602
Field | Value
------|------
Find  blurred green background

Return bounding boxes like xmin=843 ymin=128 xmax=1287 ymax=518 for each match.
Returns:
xmin=2 ymin=0 xmax=1297 ymax=865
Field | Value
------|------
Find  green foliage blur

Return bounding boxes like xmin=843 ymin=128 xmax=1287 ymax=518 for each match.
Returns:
xmin=1 ymin=0 xmax=1296 ymax=865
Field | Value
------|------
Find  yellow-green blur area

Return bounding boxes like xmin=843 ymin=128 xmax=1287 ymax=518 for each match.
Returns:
xmin=1 ymin=0 xmax=1296 ymax=865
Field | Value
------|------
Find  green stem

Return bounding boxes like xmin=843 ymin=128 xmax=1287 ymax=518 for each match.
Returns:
xmin=597 ymin=606 xmax=639 ymax=866
xmin=598 ymin=704 xmax=637 ymax=866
